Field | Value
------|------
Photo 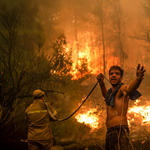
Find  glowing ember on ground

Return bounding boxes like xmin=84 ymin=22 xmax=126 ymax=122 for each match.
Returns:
xmin=75 ymin=108 xmax=100 ymax=130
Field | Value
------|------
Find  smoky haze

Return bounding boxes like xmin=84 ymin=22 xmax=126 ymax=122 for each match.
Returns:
xmin=40 ymin=0 xmax=150 ymax=74
xmin=0 ymin=0 xmax=150 ymax=149
xmin=41 ymin=0 xmax=150 ymax=147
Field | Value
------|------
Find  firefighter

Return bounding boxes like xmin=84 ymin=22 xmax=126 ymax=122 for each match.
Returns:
xmin=25 ymin=89 xmax=57 ymax=150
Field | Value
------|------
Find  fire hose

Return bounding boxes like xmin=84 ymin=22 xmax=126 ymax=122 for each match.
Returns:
xmin=45 ymin=76 xmax=110 ymax=122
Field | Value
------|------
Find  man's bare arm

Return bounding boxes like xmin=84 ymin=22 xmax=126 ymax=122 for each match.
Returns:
xmin=97 ymin=73 xmax=108 ymax=98
xmin=123 ymin=64 xmax=146 ymax=95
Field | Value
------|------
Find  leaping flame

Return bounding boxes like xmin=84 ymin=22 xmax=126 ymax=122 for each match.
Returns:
xmin=128 ymin=100 xmax=150 ymax=126
xmin=68 ymin=32 xmax=120 ymax=80
xmin=75 ymin=99 xmax=150 ymax=131
xmin=75 ymin=108 xmax=100 ymax=130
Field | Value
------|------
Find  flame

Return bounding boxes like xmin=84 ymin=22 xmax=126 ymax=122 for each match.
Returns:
xmin=75 ymin=99 xmax=150 ymax=131
xmin=67 ymin=31 xmax=121 ymax=80
xmin=128 ymin=99 xmax=150 ymax=126
xmin=75 ymin=108 xmax=101 ymax=130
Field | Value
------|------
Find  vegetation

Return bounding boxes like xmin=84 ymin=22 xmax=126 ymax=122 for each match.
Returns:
xmin=0 ymin=4 xmax=73 ymax=140
xmin=0 ymin=2 xmax=90 ymax=145
xmin=0 ymin=0 xmax=150 ymax=150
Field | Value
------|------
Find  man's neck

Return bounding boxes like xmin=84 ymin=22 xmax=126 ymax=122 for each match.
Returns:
xmin=112 ymin=86 xmax=117 ymax=92
xmin=111 ymin=83 xmax=121 ymax=91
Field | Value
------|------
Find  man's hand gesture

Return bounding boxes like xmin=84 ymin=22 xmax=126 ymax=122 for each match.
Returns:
xmin=136 ymin=64 xmax=146 ymax=81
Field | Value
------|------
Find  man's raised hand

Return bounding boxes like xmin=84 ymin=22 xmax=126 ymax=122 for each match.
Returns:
xmin=136 ymin=64 xmax=146 ymax=81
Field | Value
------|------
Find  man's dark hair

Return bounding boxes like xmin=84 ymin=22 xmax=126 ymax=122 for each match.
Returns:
xmin=109 ymin=65 xmax=124 ymax=77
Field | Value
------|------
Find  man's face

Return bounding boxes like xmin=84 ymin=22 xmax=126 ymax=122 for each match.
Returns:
xmin=109 ymin=69 xmax=122 ymax=86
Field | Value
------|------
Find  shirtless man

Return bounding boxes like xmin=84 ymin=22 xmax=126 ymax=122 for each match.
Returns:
xmin=96 ymin=64 xmax=146 ymax=150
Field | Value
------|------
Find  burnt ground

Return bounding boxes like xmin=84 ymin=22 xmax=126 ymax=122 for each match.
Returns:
xmin=0 ymin=139 xmax=150 ymax=150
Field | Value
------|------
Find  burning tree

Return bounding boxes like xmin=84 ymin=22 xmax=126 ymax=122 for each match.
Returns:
xmin=50 ymin=33 xmax=72 ymax=78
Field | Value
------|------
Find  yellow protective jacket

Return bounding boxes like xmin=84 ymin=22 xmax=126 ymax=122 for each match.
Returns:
xmin=25 ymin=100 xmax=57 ymax=140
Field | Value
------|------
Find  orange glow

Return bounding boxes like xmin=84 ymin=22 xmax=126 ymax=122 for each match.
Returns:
xmin=128 ymin=99 xmax=150 ymax=126
xmin=75 ymin=108 xmax=101 ymax=130
xmin=68 ymin=31 xmax=120 ymax=80
xmin=75 ymin=99 xmax=150 ymax=131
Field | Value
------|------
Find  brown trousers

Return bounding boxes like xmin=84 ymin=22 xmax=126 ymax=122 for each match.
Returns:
xmin=105 ymin=125 xmax=131 ymax=150
xmin=28 ymin=139 xmax=53 ymax=150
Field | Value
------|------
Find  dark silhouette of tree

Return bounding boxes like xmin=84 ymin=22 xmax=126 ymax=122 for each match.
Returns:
xmin=109 ymin=0 xmax=128 ymax=68
xmin=51 ymin=33 xmax=72 ymax=77
xmin=92 ymin=0 xmax=107 ymax=75
xmin=0 ymin=5 xmax=72 ymax=139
